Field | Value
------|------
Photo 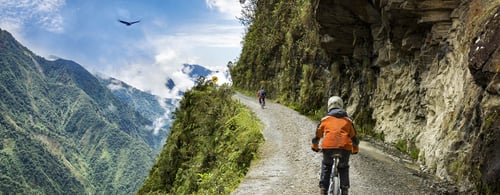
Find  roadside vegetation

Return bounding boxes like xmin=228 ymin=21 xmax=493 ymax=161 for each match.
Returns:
xmin=137 ymin=81 xmax=264 ymax=194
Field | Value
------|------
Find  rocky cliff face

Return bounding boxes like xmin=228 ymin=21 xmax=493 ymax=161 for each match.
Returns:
xmin=231 ymin=0 xmax=498 ymax=192
xmin=315 ymin=0 xmax=499 ymax=192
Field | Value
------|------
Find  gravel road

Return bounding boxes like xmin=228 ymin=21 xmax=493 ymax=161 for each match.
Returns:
xmin=231 ymin=93 xmax=449 ymax=195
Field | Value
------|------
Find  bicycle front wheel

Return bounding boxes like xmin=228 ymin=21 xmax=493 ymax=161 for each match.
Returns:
xmin=328 ymin=158 xmax=341 ymax=195
xmin=328 ymin=175 xmax=340 ymax=195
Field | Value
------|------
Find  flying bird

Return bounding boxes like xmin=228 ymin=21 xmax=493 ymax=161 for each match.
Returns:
xmin=118 ymin=19 xmax=140 ymax=26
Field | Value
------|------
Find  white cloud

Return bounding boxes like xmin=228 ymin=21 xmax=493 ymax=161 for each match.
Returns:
xmin=104 ymin=21 xmax=241 ymax=99
xmin=0 ymin=17 xmax=23 ymax=37
xmin=148 ymin=96 xmax=177 ymax=135
xmin=205 ymin=0 xmax=242 ymax=19
xmin=154 ymin=48 xmax=178 ymax=63
xmin=159 ymin=26 xmax=242 ymax=48
xmin=34 ymin=0 xmax=65 ymax=12
xmin=106 ymin=79 xmax=126 ymax=91
xmin=39 ymin=13 xmax=64 ymax=32
xmin=0 ymin=0 xmax=65 ymax=33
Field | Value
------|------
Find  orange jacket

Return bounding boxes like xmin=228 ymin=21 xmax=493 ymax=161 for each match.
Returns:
xmin=314 ymin=109 xmax=358 ymax=152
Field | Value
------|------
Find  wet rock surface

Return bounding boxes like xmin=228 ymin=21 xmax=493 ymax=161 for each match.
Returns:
xmin=468 ymin=6 xmax=500 ymax=95
xmin=232 ymin=93 xmax=456 ymax=195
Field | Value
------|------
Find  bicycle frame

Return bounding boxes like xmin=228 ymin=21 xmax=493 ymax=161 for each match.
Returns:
xmin=328 ymin=154 xmax=342 ymax=195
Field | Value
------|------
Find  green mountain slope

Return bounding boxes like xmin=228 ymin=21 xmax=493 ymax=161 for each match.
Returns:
xmin=96 ymin=75 xmax=174 ymax=151
xmin=138 ymin=83 xmax=264 ymax=194
xmin=0 ymin=29 xmax=161 ymax=194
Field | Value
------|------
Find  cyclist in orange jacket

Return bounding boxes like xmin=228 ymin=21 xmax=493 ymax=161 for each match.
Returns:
xmin=311 ymin=96 xmax=359 ymax=195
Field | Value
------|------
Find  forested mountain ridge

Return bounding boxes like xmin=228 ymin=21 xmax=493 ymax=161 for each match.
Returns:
xmin=0 ymin=29 xmax=162 ymax=194
xmin=138 ymin=83 xmax=264 ymax=194
xmin=230 ymin=0 xmax=499 ymax=193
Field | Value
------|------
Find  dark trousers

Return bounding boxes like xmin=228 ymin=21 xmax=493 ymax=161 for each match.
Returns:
xmin=320 ymin=149 xmax=351 ymax=190
xmin=259 ymin=97 xmax=265 ymax=105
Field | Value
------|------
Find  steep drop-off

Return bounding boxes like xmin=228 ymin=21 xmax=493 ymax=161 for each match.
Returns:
xmin=230 ymin=0 xmax=499 ymax=193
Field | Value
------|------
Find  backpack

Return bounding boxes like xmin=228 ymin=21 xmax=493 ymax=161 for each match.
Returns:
xmin=258 ymin=89 xmax=266 ymax=97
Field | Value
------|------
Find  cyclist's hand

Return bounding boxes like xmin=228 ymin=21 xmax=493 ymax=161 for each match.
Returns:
xmin=352 ymin=146 xmax=359 ymax=154
xmin=311 ymin=144 xmax=320 ymax=152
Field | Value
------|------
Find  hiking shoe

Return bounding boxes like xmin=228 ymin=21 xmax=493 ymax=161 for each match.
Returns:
xmin=320 ymin=187 xmax=327 ymax=195
xmin=340 ymin=187 xmax=348 ymax=195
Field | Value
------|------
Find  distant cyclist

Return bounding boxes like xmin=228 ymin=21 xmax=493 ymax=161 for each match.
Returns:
xmin=257 ymin=87 xmax=266 ymax=107
xmin=311 ymin=96 xmax=359 ymax=195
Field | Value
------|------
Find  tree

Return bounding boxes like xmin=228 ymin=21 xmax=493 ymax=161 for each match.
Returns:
xmin=238 ymin=0 xmax=257 ymax=27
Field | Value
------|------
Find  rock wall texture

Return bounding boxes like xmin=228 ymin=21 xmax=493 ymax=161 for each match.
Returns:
xmin=315 ymin=0 xmax=499 ymax=192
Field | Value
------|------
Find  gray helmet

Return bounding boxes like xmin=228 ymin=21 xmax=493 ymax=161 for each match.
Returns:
xmin=327 ymin=96 xmax=343 ymax=111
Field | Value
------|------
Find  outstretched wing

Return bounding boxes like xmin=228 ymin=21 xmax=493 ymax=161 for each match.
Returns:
xmin=118 ymin=19 xmax=131 ymax=25
xmin=118 ymin=19 xmax=140 ymax=26
xmin=129 ymin=20 xmax=140 ymax=24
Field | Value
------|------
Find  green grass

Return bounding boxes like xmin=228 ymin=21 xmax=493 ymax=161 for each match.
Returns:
xmin=394 ymin=139 xmax=420 ymax=160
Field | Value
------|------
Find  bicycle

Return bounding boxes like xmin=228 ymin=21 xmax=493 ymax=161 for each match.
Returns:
xmin=259 ymin=97 xmax=265 ymax=109
xmin=328 ymin=153 xmax=342 ymax=195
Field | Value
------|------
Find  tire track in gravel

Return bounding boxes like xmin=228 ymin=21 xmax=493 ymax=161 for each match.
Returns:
xmin=232 ymin=93 xmax=438 ymax=195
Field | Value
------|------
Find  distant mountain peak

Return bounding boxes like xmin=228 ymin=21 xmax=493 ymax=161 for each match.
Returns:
xmin=181 ymin=64 xmax=214 ymax=78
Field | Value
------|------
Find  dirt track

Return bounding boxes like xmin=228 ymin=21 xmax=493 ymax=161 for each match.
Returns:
xmin=231 ymin=93 xmax=447 ymax=195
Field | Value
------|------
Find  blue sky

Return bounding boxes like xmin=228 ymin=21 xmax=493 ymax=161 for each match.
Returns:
xmin=0 ymin=0 xmax=244 ymax=98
